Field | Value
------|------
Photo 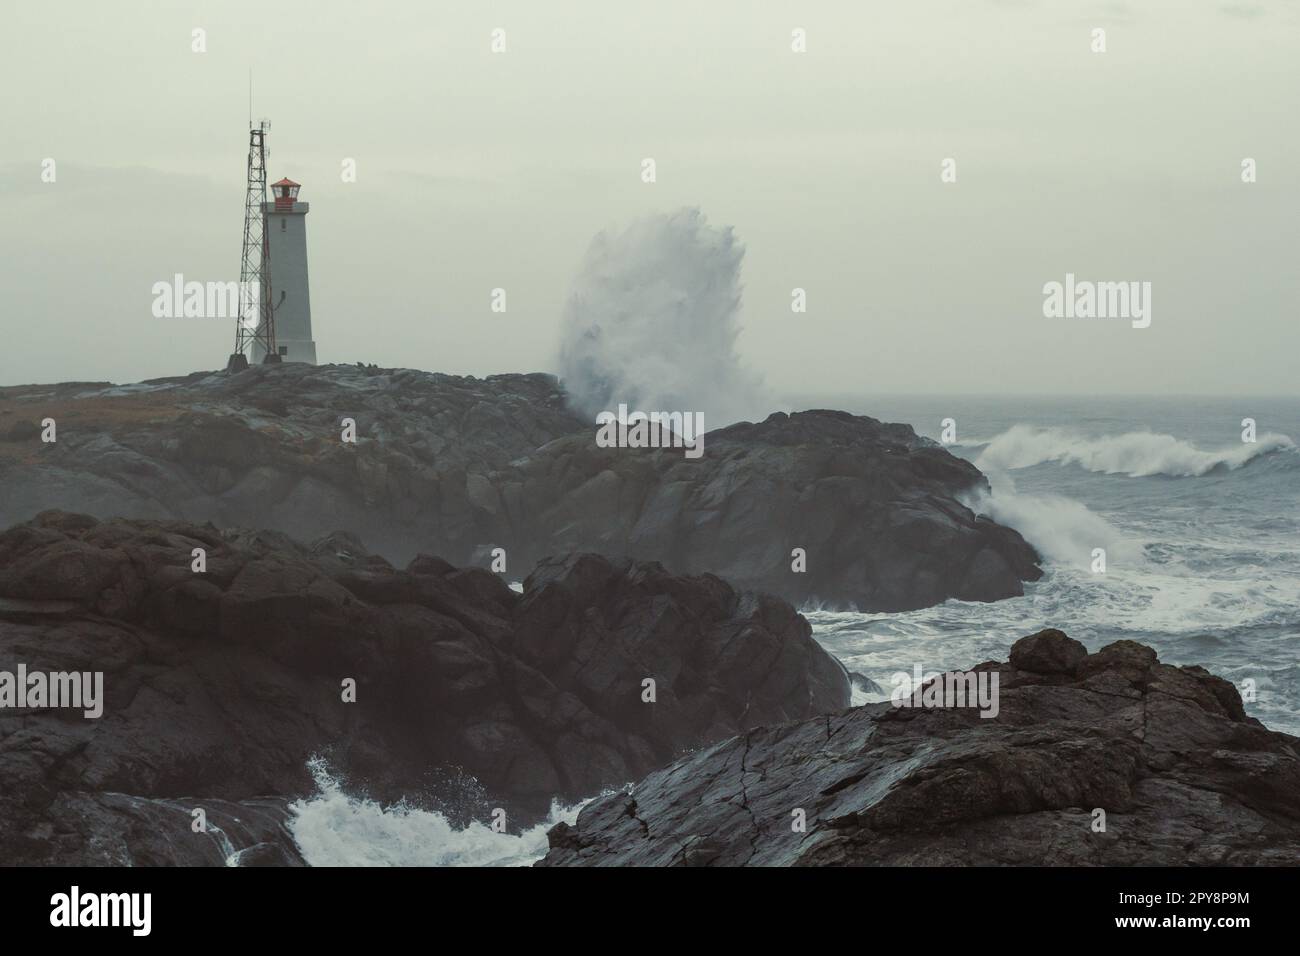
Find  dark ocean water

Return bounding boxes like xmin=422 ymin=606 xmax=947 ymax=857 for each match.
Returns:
xmin=790 ymin=394 xmax=1300 ymax=736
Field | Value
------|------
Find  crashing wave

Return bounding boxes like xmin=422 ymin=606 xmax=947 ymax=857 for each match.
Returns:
xmin=973 ymin=425 xmax=1294 ymax=477
xmin=287 ymin=757 xmax=588 ymax=867
xmin=556 ymin=208 xmax=771 ymax=428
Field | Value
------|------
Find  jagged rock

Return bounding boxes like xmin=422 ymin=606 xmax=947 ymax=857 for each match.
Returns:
xmin=0 ymin=365 xmax=1039 ymax=610
xmin=538 ymin=629 xmax=1300 ymax=866
xmin=0 ymin=512 xmax=848 ymax=865
xmin=514 ymin=409 xmax=1041 ymax=609
xmin=1008 ymin=627 xmax=1087 ymax=674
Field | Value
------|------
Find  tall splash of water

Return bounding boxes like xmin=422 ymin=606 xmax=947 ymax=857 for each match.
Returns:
xmin=557 ymin=208 xmax=771 ymax=428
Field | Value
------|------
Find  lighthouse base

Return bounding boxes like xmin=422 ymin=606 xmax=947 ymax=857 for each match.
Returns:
xmin=252 ymin=340 xmax=317 ymax=365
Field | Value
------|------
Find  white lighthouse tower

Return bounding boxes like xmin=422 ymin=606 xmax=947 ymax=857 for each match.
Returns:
xmin=254 ymin=177 xmax=317 ymax=364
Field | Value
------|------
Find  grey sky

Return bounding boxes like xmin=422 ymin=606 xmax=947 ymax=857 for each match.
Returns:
xmin=1 ymin=0 xmax=1296 ymax=395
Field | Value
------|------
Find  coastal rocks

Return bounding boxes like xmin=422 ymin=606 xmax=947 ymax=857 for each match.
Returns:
xmin=0 ymin=512 xmax=848 ymax=865
xmin=513 ymin=409 xmax=1042 ymax=609
xmin=1008 ymin=627 xmax=1088 ymax=674
xmin=39 ymin=794 xmax=306 ymax=867
xmin=538 ymin=629 xmax=1300 ymax=866
xmin=0 ymin=364 xmax=1040 ymax=610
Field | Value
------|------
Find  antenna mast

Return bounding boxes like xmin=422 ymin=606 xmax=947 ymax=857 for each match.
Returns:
xmin=226 ymin=119 xmax=279 ymax=371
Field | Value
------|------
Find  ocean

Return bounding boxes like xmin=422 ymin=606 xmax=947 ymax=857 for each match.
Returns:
xmin=799 ymin=394 xmax=1300 ymax=737
xmin=287 ymin=393 xmax=1300 ymax=865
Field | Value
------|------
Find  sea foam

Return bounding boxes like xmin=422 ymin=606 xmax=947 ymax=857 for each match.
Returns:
xmin=962 ymin=475 xmax=1143 ymax=570
xmin=288 ymin=757 xmax=589 ymax=867
xmin=973 ymin=425 xmax=1294 ymax=478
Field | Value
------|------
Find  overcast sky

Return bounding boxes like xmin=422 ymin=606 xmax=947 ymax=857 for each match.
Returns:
xmin=1 ymin=0 xmax=1296 ymax=396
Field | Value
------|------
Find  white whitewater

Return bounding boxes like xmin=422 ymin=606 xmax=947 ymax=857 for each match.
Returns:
xmin=557 ymin=207 xmax=772 ymax=428
xmin=288 ymin=758 xmax=589 ymax=867
xmin=973 ymin=424 xmax=1294 ymax=478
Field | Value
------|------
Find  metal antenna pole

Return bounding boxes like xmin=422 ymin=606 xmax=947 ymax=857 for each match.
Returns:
xmin=227 ymin=121 xmax=278 ymax=371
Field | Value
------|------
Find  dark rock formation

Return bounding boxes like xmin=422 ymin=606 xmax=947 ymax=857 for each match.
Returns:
xmin=538 ymin=629 xmax=1300 ymax=866
xmin=0 ymin=511 xmax=847 ymax=865
xmin=0 ymin=364 xmax=1039 ymax=610
xmin=34 ymin=795 xmax=306 ymax=867
xmin=522 ymin=408 xmax=1042 ymax=609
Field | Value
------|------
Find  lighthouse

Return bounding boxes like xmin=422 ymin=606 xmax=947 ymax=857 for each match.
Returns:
xmin=254 ymin=177 xmax=317 ymax=364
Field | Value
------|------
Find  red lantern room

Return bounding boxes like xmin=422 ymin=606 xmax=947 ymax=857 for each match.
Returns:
xmin=271 ymin=177 xmax=301 ymax=211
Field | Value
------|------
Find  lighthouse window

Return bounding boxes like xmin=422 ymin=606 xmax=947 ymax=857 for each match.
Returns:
xmin=280 ymin=219 xmax=286 ymax=231
xmin=278 ymin=346 xmax=288 ymax=355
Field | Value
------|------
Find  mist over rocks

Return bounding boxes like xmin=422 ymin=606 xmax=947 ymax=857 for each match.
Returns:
xmin=0 ymin=363 xmax=1040 ymax=611
xmin=0 ymin=511 xmax=847 ymax=865
xmin=539 ymin=630 xmax=1300 ymax=867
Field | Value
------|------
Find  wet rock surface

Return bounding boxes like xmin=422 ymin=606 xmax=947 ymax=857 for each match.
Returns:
xmin=0 ymin=364 xmax=1039 ymax=610
xmin=0 ymin=511 xmax=848 ymax=865
xmin=538 ymin=630 xmax=1300 ymax=866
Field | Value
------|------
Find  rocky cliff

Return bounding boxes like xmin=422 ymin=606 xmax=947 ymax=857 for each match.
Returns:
xmin=0 ymin=363 xmax=1040 ymax=611
xmin=0 ymin=511 xmax=847 ymax=865
xmin=539 ymin=630 xmax=1300 ymax=866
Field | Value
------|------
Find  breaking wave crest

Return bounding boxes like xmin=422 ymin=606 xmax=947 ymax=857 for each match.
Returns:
xmin=972 ymin=425 xmax=1294 ymax=477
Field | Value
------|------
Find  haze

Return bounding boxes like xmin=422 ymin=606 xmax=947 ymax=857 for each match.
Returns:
xmin=1 ymin=0 xmax=1296 ymax=396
